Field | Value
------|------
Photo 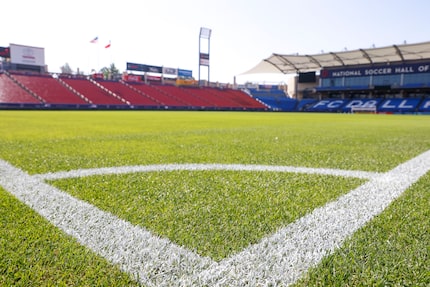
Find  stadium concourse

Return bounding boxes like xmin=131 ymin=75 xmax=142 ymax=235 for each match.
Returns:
xmin=1 ymin=41 xmax=430 ymax=113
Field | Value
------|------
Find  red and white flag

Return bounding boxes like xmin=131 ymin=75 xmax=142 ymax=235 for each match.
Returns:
xmin=105 ymin=41 xmax=111 ymax=48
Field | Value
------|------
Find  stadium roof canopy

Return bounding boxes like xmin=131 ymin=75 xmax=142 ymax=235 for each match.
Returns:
xmin=242 ymin=41 xmax=430 ymax=75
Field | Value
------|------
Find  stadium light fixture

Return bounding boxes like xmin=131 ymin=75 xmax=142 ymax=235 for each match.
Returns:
xmin=199 ymin=27 xmax=212 ymax=39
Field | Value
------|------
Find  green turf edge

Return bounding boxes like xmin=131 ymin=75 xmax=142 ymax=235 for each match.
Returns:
xmin=0 ymin=187 xmax=141 ymax=287
xmin=293 ymin=172 xmax=430 ymax=287
xmin=1 ymin=111 xmax=429 ymax=174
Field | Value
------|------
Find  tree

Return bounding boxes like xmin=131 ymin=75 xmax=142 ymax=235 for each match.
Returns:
xmin=100 ymin=63 xmax=120 ymax=80
xmin=60 ymin=63 xmax=73 ymax=74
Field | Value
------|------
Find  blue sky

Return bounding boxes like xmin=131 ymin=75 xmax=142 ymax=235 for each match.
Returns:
xmin=2 ymin=0 xmax=430 ymax=84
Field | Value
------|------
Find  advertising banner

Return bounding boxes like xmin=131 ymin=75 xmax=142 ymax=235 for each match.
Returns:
xmin=126 ymin=62 xmax=163 ymax=74
xmin=0 ymin=47 xmax=10 ymax=58
xmin=163 ymin=67 xmax=178 ymax=75
xmin=146 ymin=65 xmax=163 ymax=74
xmin=126 ymin=62 xmax=145 ymax=72
xmin=321 ymin=62 xmax=430 ymax=78
xmin=122 ymin=74 xmax=141 ymax=82
xmin=127 ymin=62 xmax=192 ymax=78
xmin=10 ymin=44 xmax=45 ymax=66
xmin=178 ymin=69 xmax=193 ymax=78
xmin=199 ymin=53 xmax=210 ymax=66
xmin=176 ymin=78 xmax=196 ymax=86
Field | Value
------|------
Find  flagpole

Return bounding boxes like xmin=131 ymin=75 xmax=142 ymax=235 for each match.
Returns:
xmin=97 ymin=46 xmax=100 ymax=73
xmin=109 ymin=41 xmax=112 ymax=65
xmin=105 ymin=41 xmax=112 ymax=76
xmin=89 ymin=36 xmax=99 ymax=74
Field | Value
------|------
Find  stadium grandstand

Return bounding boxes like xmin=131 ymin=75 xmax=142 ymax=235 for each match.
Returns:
xmin=1 ymin=41 xmax=430 ymax=113
xmin=243 ymin=41 xmax=430 ymax=113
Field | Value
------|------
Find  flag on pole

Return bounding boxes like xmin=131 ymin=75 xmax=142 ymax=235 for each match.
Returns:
xmin=105 ymin=41 xmax=111 ymax=48
xmin=90 ymin=36 xmax=98 ymax=43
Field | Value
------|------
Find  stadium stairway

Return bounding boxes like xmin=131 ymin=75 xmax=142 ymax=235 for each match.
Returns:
xmin=247 ymin=89 xmax=297 ymax=111
xmin=60 ymin=76 xmax=129 ymax=107
xmin=119 ymin=81 xmax=162 ymax=106
xmin=0 ymin=72 xmax=43 ymax=104
xmin=95 ymin=80 xmax=160 ymax=107
xmin=127 ymin=82 xmax=188 ymax=107
xmin=223 ymin=89 xmax=267 ymax=110
xmin=10 ymin=73 xmax=89 ymax=105
xmin=55 ymin=77 xmax=92 ymax=105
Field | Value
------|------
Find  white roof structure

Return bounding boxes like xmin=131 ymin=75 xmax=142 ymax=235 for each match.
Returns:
xmin=243 ymin=41 xmax=430 ymax=75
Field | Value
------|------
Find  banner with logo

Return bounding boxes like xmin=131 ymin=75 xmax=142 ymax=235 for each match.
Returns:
xmin=163 ymin=67 xmax=178 ymax=75
xmin=199 ymin=53 xmax=210 ymax=66
xmin=10 ymin=44 xmax=45 ymax=66
xmin=178 ymin=69 xmax=193 ymax=78
xmin=321 ymin=62 xmax=430 ymax=78
xmin=126 ymin=62 xmax=163 ymax=74
xmin=0 ymin=47 xmax=10 ymax=58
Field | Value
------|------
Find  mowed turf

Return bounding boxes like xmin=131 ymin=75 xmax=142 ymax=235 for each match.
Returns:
xmin=50 ymin=171 xmax=363 ymax=261
xmin=293 ymin=172 xmax=430 ymax=287
xmin=1 ymin=111 xmax=429 ymax=286
xmin=1 ymin=111 xmax=429 ymax=174
xmin=0 ymin=186 xmax=140 ymax=286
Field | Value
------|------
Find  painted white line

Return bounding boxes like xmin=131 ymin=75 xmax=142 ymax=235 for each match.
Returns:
xmin=189 ymin=149 xmax=430 ymax=286
xmin=34 ymin=163 xmax=381 ymax=180
xmin=0 ymin=159 xmax=214 ymax=287
xmin=1 ymin=150 xmax=429 ymax=286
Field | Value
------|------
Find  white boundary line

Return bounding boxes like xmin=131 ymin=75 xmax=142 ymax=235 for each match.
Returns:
xmin=33 ymin=163 xmax=381 ymax=181
xmin=0 ymin=160 xmax=214 ymax=286
xmin=1 ymin=151 xmax=429 ymax=286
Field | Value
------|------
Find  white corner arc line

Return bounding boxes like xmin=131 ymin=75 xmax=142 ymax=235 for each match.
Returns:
xmin=189 ymin=150 xmax=430 ymax=286
xmin=33 ymin=163 xmax=381 ymax=181
xmin=1 ymin=150 xmax=429 ymax=286
xmin=0 ymin=160 xmax=215 ymax=287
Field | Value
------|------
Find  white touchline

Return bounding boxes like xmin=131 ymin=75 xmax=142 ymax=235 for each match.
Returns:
xmin=1 ymin=150 xmax=429 ymax=287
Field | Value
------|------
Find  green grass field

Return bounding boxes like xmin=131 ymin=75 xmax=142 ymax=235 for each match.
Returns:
xmin=1 ymin=111 xmax=429 ymax=286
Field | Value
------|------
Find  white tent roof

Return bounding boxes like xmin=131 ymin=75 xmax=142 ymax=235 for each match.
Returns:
xmin=242 ymin=41 xmax=430 ymax=75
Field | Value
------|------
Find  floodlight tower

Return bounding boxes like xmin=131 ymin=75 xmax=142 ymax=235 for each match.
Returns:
xmin=198 ymin=27 xmax=211 ymax=85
